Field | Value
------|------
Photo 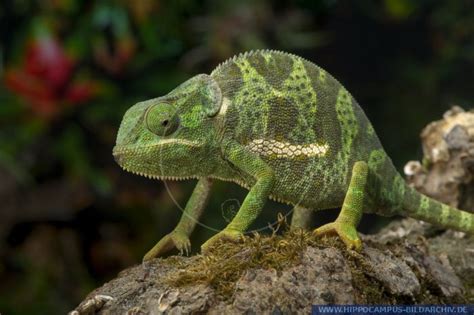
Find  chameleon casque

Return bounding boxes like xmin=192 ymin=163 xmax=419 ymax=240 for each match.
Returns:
xmin=113 ymin=50 xmax=474 ymax=260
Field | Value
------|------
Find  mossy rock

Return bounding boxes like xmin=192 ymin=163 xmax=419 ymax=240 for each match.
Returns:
xmin=71 ymin=218 xmax=471 ymax=314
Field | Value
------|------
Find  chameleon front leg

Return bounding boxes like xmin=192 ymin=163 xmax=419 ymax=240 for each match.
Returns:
xmin=290 ymin=205 xmax=313 ymax=230
xmin=314 ymin=161 xmax=368 ymax=250
xmin=201 ymin=142 xmax=274 ymax=253
xmin=143 ymin=177 xmax=212 ymax=261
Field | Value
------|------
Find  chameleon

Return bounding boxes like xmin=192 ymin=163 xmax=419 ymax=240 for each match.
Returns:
xmin=113 ymin=50 xmax=474 ymax=261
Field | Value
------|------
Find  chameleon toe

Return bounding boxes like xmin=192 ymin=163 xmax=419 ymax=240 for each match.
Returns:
xmin=201 ymin=229 xmax=243 ymax=254
xmin=314 ymin=222 xmax=362 ymax=251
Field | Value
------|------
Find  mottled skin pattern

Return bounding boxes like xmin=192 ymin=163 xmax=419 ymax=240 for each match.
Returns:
xmin=113 ymin=50 xmax=474 ymax=260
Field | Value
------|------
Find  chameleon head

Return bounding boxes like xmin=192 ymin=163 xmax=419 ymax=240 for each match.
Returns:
xmin=113 ymin=74 xmax=223 ymax=180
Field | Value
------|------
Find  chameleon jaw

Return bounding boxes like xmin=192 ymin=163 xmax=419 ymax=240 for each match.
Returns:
xmin=113 ymin=145 xmax=199 ymax=181
xmin=119 ymin=164 xmax=198 ymax=181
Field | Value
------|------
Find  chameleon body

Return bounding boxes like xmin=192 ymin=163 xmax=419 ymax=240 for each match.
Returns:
xmin=113 ymin=50 xmax=474 ymax=260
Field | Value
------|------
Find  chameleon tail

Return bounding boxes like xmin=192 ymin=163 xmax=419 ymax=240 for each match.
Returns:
xmin=398 ymin=180 xmax=474 ymax=234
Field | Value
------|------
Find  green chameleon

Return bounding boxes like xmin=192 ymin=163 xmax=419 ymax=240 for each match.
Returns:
xmin=113 ymin=50 xmax=474 ymax=261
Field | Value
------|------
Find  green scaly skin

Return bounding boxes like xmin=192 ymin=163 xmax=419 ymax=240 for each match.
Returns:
xmin=113 ymin=50 xmax=474 ymax=260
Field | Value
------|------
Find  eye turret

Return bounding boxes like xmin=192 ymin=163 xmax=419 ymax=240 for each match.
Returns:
xmin=145 ymin=103 xmax=180 ymax=136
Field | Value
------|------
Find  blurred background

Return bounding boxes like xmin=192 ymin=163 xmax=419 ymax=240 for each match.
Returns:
xmin=0 ymin=0 xmax=473 ymax=313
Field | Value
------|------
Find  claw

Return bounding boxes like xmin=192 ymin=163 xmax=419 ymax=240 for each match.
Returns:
xmin=177 ymin=238 xmax=191 ymax=256
xmin=143 ymin=230 xmax=191 ymax=261
xmin=314 ymin=221 xmax=362 ymax=251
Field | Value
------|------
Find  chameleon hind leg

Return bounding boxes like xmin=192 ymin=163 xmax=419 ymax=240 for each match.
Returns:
xmin=314 ymin=161 xmax=368 ymax=250
xmin=290 ymin=205 xmax=313 ymax=230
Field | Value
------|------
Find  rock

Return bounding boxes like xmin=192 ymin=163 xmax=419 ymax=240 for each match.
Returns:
xmin=69 ymin=226 xmax=470 ymax=314
xmin=363 ymin=247 xmax=420 ymax=296
xmin=405 ymin=106 xmax=474 ymax=210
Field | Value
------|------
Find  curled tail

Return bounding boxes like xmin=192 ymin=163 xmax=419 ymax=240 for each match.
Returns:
xmin=399 ymin=181 xmax=474 ymax=234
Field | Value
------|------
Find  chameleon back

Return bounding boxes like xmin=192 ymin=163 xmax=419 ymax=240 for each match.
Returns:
xmin=210 ymin=50 xmax=393 ymax=210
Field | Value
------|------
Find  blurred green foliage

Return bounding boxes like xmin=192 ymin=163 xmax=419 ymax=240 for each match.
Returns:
xmin=0 ymin=0 xmax=473 ymax=314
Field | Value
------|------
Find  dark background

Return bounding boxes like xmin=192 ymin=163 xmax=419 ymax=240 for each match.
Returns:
xmin=1 ymin=0 xmax=473 ymax=313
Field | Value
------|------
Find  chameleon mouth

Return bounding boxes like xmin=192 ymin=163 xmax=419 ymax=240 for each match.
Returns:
xmin=119 ymin=165 xmax=197 ymax=181
xmin=113 ymin=146 xmax=197 ymax=181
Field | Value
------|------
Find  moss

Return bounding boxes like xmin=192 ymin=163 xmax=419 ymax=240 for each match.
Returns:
xmin=165 ymin=228 xmax=390 ymax=302
xmin=165 ymin=215 xmax=323 ymax=298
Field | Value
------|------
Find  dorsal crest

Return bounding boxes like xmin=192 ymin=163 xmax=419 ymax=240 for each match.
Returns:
xmin=211 ymin=49 xmax=312 ymax=76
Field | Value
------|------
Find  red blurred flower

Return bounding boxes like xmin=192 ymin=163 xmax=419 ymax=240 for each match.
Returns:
xmin=5 ymin=35 xmax=97 ymax=118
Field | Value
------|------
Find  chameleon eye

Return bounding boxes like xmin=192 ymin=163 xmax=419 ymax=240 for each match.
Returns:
xmin=145 ymin=103 xmax=180 ymax=136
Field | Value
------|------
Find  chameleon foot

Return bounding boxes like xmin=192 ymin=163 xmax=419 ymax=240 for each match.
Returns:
xmin=201 ymin=229 xmax=243 ymax=254
xmin=314 ymin=221 xmax=362 ymax=251
xmin=143 ymin=230 xmax=191 ymax=261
